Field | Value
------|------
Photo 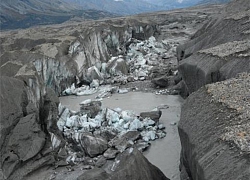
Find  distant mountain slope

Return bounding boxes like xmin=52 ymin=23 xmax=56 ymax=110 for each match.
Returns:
xmin=0 ymin=0 xmax=78 ymax=16
xmin=0 ymin=0 xmax=232 ymax=30
xmin=144 ymin=0 xmax=201 ymax=8
xmin=64 ymin=0 xmax=231 ymax=15
xmin=0 ymin=0 xmax=115 ymax=30
xmin=198 ymin=0 xmax=232 ymax=4
xmin=64 ymin=0 xmax=164 ymax=15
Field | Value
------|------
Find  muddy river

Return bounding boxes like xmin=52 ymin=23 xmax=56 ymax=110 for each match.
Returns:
xmin=60 ymin=91 xmax=183 ymax=180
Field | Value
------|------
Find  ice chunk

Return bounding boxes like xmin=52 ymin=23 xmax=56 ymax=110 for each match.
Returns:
xmin=121 ymin=110 xmax=136 ymax=122
xmin=106 ymin=109 xmax=120 ymax=124
xmin=80 ymin=99 xmax=92 ymax=105
xmin=129 ymin=119 xmax=143 ymax=130
xmin=65 ymin=115 xmax=80 ymax=128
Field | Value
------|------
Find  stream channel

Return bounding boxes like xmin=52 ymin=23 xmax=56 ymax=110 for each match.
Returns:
xmin=60 ymin=91 xmax=183 ymax=180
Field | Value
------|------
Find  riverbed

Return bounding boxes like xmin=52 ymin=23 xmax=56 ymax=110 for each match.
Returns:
xmin=60 ymin=91 xmax=183 ymax=180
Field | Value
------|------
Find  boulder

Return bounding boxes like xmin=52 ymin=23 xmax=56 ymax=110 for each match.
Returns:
xmin=121 ymin=131 xmax=141 ymax=141
xmin=127 ymin=76 xmax=135 ymax=82
xmin=79 ymin=133 xmax=108 ymax=157
xmin=109 ymin=148 xmax=169 ymax=180
xmin=77 ymin=168 xmax=110 ymax=180
xmin=96 ymin=129 xmax=117 ymax=142
xmin=149 ymin=66 xmax=172 ymax=79
xmin=109 ymin=131 xmax=140 ymax=152
xmin=95 ymin=156 xmax=107 ymax=168
xmin=103 ymin=148 xmax=119 ymax=159
xmin=151 ymin=75 xmax=169 ymax=87
xmin=135 ymin=140 xmax=150 ymax=152
xmin=106 ymin=57 xmax=129 ymax=75
xmin=112 ymin=138 xmax=133 ymax=153
xmin=80 ymin=99 xmax=102 ymax=118
xmin=87 ymin=66 xmax=103 ymax=82
xmin=140 ymin=110 xmax=162 ymax=123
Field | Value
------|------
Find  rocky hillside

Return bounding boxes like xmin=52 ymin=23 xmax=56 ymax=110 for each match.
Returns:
xmin=145 ymin=0 xmax=201 ymax=8
xmin=65 ymin=0 xmax=162 ymax=15
xmin=65 ymin=0 xmax=230 ymax=15
xmin=0 ymin=0 xmax=116 ymax=30
xmin=0 ymin=0 xmax=231 ymax=30
xmin=177 ymin=0 xmax=250 ymax=179
xmin=198 ymin=0 xmax=232 ymax=4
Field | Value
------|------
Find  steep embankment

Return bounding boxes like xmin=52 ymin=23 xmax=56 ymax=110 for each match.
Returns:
xmin=0 ymin=19 xmax=160 ymax=93
xmin=177 ymin=0 xmax=250 ymax=179
xmin=177 ymin=0 xmax=250 ymax=95
xmin=0 ymin=65 xmax=63 ymax=180
xmin=179 ymin=74 xmax=250 ymax=180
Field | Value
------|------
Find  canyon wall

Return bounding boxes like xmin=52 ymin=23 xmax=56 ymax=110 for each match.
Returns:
xmin=0 ymin=19 xmax=161 ymax=95
xmin=0 ymin=4 xmax=229 ymax=179
xmin=177 ymin=0 xmax=250 ymax=179
xmin=0 ymin=6 xmax=215 ymax=95
xmin=0 ymin=65 xmax=62 ymax=179
xmin=177 ymin=0 xmax=250 ymax=95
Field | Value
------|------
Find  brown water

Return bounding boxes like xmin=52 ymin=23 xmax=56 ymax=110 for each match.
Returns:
xmin=60 ymin=91 xmax=183 ymax=180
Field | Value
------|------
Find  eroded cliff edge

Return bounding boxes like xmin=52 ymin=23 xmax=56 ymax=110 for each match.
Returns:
xmin=177 ymin=0 xmax=250 ymax=179
xmin=177 ymin=0 xmax=250 ymax=96
xmin=179 ymin=74 xmax=250 ymax=180
xmin=0 ymin=68 xmax=62 ymax=179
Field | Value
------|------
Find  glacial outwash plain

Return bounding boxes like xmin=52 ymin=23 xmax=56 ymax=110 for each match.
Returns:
xmin=0 ymin=0 xmax=249 ymax=180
